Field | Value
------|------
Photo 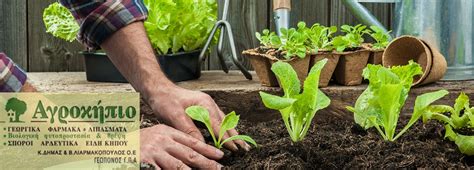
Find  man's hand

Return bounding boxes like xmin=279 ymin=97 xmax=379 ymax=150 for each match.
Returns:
xmin=141 ymin=125 xmax=224 ymax=169
xmin=148 ymin=86 xmax=251 ymax=151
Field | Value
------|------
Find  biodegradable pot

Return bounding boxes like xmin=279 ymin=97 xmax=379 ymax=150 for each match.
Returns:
xmin=82 ymin=50 xmax=201 ymax=83
xmin=362 ymin=43 xmax=384 ymax=65
xmin=310 ymin=50 xmax=340 ymax=87
xmin=418 ymin=40 xmax=447 ymax=85
xmin=333 ymin=49 xmax=370 ymax=86
xmin=243 ymin=48 xmax=279 ymax=87
xmin=383 ymin=36 xmax=439 ymax=86
xmin=270 ymin=55 xmax=311 ymax=86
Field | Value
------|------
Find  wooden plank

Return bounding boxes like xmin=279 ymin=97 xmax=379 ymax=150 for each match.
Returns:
xmin=0 ymin=0 xmax=27 ymax=69
xmin=27 ymin=0 xmax=84 ymax=72
xmin=208 ymin=0 xmax=269 ymax=70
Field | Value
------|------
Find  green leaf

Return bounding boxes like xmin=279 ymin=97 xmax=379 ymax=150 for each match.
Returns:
xmin=271 ymin=61 xmax=301 ymax=97
xmin=219 ymin=135 xmax=258 ymax=148
xmin=218 ymin=111 xmax=239 ymax=144
xmin=43 ymin=2 xmax=79 ymax=42
xmin=445 ymin=125 xmax=474 ymax=156
xmin=394 ymin=90 xmax=449 ymax=140
xmin=185 ymin=106 xmax=217 ymax=145
xmin=143 ymin=0 xmax=218 ymax=54
xmin=259 ymin=92 xmax=296 ymax=110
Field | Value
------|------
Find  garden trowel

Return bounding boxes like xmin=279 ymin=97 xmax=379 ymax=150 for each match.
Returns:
xmin=273 ymin=0 xmax=291 ymax=36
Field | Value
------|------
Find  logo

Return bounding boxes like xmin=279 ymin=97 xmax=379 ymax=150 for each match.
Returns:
xmin=5 ymin=97 xmax=27 ymax=123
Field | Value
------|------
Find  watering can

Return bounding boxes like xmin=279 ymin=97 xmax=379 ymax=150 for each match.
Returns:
xmin=343 ymin=0 xmax=474 ymax=80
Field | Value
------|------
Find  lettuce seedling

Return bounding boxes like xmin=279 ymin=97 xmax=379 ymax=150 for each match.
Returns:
xmin=185 ymin=106 xmax=257 ymax=149
xmin=306 ymin=24 xmax=337 ymax=53
xmin=279 ymin=24 xmax=308 ymax=59
xmin=259 ymin=59 xmax=331 ymax=142
xmin=256 ymin=29 xmax=282 ymax=48
xmin=332 ymin=24 xmax=370 ymax=52
xmin=347 ymin=61 xmax=448 ymax=141
xmin=420 ymin=93 xmax=474 ymax=155
xmin=43 ymin=2 xmax=80 ymax=42
xmin=369 ymin=26 xmax=392 ymax=50
xmin=331 ymin=36 xmax=351 ymax=52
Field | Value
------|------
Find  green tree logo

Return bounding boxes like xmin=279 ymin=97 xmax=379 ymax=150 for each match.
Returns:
xmin=5 ymin=98 xmax=27 ymax=123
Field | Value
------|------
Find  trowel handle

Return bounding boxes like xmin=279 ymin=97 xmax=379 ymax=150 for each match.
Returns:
xmin=273 ymin=0 xmax=291 ymax=11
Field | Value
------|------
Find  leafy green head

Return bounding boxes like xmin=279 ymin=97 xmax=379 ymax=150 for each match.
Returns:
xmin=347 ymin=61 xmax=448 ymax=142
xmin=43 ymin=2 xmax=80 ymax=42
xmin=259 ymin=59 xmax=331 ymax=142
xmin=280 ymin=27 xmax=308 ymax=59
xmin=306 ymin=24 xmax=337 ymax=53
xmin=143 ymin=0 xmax=218 ymax=55
xmin=185 ymin=106 xmax=257 ymax=149
xmin=338 ymin=24 xmax=370 ymax=50
xmin=369 ymin=26 xmax=392 ymax=49
xmin=256 ymin=29 xmax=282 ymax=48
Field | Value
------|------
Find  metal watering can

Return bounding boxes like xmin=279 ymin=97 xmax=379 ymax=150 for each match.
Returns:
xmin=343 ymin=0 xmax=474 ymax=80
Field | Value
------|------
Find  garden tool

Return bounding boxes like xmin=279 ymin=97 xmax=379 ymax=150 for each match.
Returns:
xmin=343 ymin=0 xmax=474 ymax=80
xmin=199 ymin=0 xmax=253 ymax=80
xmin=273 ymin=0 xmax=291 ymax=36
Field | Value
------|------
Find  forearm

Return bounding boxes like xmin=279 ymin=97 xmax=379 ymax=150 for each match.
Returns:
xmin=100 ymin=22 xmax=175 ymax=102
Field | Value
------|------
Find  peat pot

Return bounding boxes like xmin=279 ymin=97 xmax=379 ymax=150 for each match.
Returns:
xmin=82 ymin=50 xmax=202 ymax=83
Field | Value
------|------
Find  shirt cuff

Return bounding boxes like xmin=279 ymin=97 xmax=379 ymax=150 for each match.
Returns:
xmin=77 ymin=0 xmax=148 ymax=49
xmin=0 ymin=53 xmax=27 ymax=92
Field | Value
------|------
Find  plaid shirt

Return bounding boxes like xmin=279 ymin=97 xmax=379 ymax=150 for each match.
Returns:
xmin=60 ymin=0 xmax=148 ymax=49
xmin=0 ymin=53 xmax=27 ymax=92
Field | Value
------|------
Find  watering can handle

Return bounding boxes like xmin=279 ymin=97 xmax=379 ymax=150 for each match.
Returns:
xmin=273 ymin=0 xmax=291 ymax=11
xmin=342 ymin=0 xmax=393 ymax=33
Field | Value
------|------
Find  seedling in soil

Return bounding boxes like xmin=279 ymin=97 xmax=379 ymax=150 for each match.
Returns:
xmin=333 ymin=24 xmax=370 ymax=52
xmin=256 ymin=29 xmax=282 ymax=49
xmin=421 ymin=93 xmax=474 ymax=155
xmin=185 ymin=106 xmax=257 ymax=149
xmin=306 ymin=24 xmax=337 ymax=53
xmin=259 ymin=59 xmax=331 ymax=142
xmin=279 ymin=24 xmax=308 ymax=59
xmin=347 ymin=61 xmax=448 ymax=141
xmin=369 ymin=26 xmax=392 ymax=50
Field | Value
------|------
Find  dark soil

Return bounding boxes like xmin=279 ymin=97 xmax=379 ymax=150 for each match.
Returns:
xmin=218 ymin=111 xmax=474 ymax=169
xmin=257 ymin=47 xmax=287 ymax=60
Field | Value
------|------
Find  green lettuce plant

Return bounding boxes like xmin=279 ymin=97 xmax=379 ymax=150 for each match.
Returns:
xmin=259 ymin=59 xmax=331 ymax=142
xmin=332 ymin=24 xmax=370 ymax=52
xmin=420 ymin=93 xmax=474 ymax=155
xmin=369 ymin=26 xmax=392 ymax=50
xmin=279 ymin=26 xmax=308 ymax=59
xmin=256 ymin=29 xmax=282 ymax=48
xmin=306 ymin=24 xmax=337 ymax=53
xmin=185 ymin=106 xmax=257 ymax=149
xmin=347 ymin=61 xmax=448 ymax=141
xmin=143 ymin=0 xmax=218 ymax=54
xmin=43 ymin=2 xmax=79 ymax=42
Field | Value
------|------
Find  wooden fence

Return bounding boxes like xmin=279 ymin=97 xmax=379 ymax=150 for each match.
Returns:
xmin=0 ymin=0 xmax=393 ymax=72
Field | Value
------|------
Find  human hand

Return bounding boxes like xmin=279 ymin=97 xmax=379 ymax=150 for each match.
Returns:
xmin=148 ymin=86 xmax=250 ymax=151
xmin=140 ymin=125 xmax=224 ymax=169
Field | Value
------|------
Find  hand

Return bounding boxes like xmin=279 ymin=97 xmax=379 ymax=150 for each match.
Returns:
xmin=141 ymin=125 xmax=224 ymax=169
xmin=148 ymin=86 xmax=250 ymax=151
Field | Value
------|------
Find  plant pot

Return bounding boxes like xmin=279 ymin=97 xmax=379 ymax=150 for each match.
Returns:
xmin=157 ymin=50 xmax=202 ymax=82
xmin=82 ymin=52 xmax=128 ymax=83
xmin=310 ymin=50 xmax=340 ymax=87
xmin=243 ymin=48 xmax=279 ymax=87
xmin=82 ymin=50 xmax=202 ymax=83
xmin=362 ymin=43 xmax=384 ymax=65
xmin=333 ymin=49 xmax=370 ymax=86
xmin=418 ymin=40 xmax=447 ymax=86
xmin=270 ymin=55 xmax=311 ymax=86
xmin=383 ymin=36 xmax=435 ymax=86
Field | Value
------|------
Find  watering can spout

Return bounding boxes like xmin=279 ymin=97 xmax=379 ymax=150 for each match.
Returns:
xmin=341 ymin=0 xmax=388 ymax=33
